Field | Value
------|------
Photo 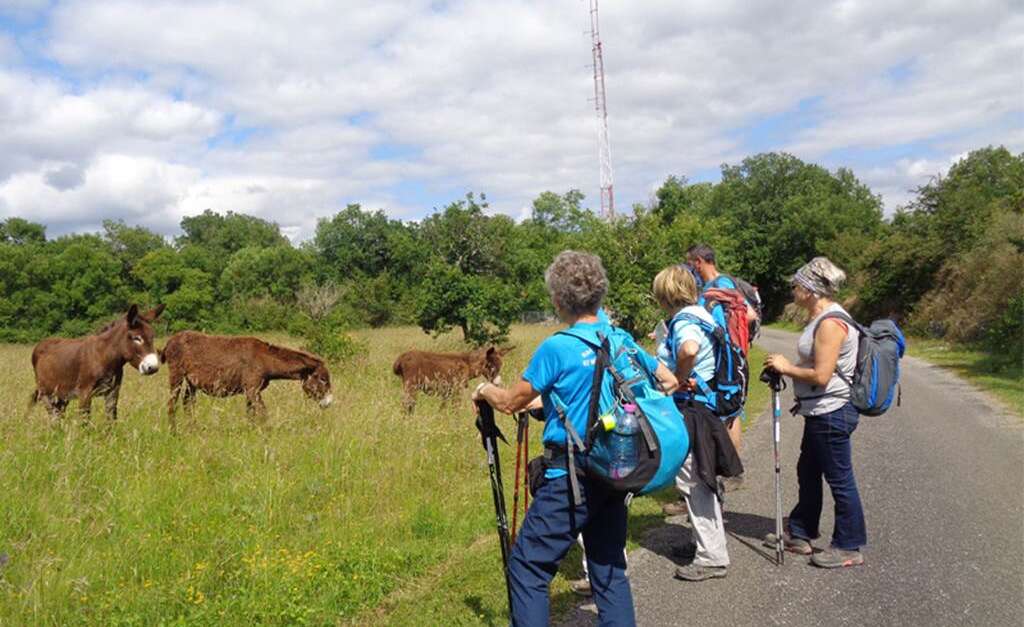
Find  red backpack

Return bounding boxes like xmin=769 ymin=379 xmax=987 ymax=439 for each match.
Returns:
xmin=703 ymin=287 xmax=752 ymax=356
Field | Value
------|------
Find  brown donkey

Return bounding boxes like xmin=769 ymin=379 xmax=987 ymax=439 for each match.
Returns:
xmin=392 ymin=346 xmax=511 ymax=413
xmin=30 ymin=304 xmax=165 ymax=421
xmin=161 ymin=331 xmax=333 ymax=426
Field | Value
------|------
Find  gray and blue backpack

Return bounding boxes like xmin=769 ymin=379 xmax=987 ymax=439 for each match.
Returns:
xmin=808 ymin=312 xmax=906 ymax=416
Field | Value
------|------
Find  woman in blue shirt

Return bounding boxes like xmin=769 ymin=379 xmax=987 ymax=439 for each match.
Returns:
xmin=653 ymin=264 xmax=733 ymax=582
xmin=475 ymin=250 xmax=677 ymax=626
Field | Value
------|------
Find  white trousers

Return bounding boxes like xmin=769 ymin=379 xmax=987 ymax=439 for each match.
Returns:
xmin=676 ymin=453 xmax=729 ymax=566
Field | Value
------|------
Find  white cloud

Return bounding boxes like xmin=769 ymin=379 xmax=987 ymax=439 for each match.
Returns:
xmin=0 ymin=0 xmax=1018 ymax=236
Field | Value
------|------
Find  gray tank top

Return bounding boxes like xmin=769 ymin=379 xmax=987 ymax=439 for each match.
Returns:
xmin=793 ymin=303 xmax=859 ymax=416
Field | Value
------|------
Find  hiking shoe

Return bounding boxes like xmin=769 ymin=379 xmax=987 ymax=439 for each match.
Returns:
xmin=568 ymin=578 xmax=592 ymax=596
xmin=671 ymin=542 xmax=697 ymax=559
xmin=811 ymin=547 xmax=864 ymax=569
xmin=661 ymin=499 xmax=688 ymax=516
xmin=763 ymin=532 xmax=813 ymax=555
xmin=722 ymin=474 xmax=745 ymax=492
xmin=674 ymin=563 xmax=727 ymax=582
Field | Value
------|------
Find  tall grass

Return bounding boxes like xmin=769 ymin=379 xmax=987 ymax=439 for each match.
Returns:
xmin=0 ymin=326 xmax=771 ymax=625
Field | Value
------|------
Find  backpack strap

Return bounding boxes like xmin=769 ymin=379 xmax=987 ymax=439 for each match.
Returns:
xmin=549 ymin=390 xmax=585 ymax=505
xmin=812 ymin=311 xmax=862 ymax=387
xmin=556 ymin=329 xmax=610 ymax=445
xmin=558 ymin=328 xmax=660 ymax=452
xmin=668 ymin=312 xmax=720 ymax=407
xmin=794 ymin=311 xmax=860 ymax=403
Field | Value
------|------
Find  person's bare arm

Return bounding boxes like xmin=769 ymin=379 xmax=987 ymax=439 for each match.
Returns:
xmin=675 ymin=339 xmax=700 ymax=391
xmin=764 ymin=320 xmax=846 ymax=386
xmin=473 ymin=379 xmax=539 ymax=415
xmin=654 ymin=362 xmax=679 ymax=395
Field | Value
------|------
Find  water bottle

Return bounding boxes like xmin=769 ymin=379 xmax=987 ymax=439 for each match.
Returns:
xmin=609 ymin=403 xmax=640 ymax=479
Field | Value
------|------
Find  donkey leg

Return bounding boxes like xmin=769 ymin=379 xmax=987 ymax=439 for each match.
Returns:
xmin=167 ymin=371 xmax=186 ymax=431
xmin=402 ymin=384 xmax=417 ymax=414
xmin=245 ymin=390 xmax=267 ymax=422
xmin=77 ymin=388 xmax=94 ymax=423
xmin=104 ymin=384 xmax=121 ymax=421
xmin=41 ymin=395 xmax=64 ymax=422
xmin=182 ymin=384 xmax=197 ymax=418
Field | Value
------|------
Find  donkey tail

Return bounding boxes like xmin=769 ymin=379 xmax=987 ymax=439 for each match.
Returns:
xmin=26 ymin=390 xmax=39 ymax=415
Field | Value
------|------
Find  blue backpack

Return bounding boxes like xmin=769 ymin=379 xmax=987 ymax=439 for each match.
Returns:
xmin=551 ymin=328 xmax=690 ymax=504
xmin=806 ymin=312 xmax=906 ymax=416
xmin=666 ymin=311 xmax=749 ymax=418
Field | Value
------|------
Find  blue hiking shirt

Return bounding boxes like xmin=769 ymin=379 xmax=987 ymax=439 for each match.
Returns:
xmin=522 ymin=320 xmax=659 ymax=478
xmin=698 ymin=274 xmax=736 ymax=329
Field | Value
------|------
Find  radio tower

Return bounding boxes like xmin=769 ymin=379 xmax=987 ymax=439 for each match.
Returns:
xmin=589 ymin=0 xmax=614 ymax=218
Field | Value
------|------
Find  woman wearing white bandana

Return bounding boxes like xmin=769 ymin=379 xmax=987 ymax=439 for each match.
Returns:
xmin=763 ymin=257 xmax=867 ymax=568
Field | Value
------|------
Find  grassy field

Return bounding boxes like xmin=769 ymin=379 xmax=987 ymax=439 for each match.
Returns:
xmin=0 ymin=324 xmax=770 ymax=625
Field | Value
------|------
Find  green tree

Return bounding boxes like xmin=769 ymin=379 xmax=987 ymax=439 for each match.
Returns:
xmin=219 ymin=245 xmax=313 ymax=302
xmin=42 ymin=235 xmax=130 ymax=334
xmin=313 ymin=204 xmax=422 ymax=280
xmin=651 ymin=176 xmax=714 ymax=225
xmin=854 ymin=147 xmax=1024 ymax=319
xmin=0 ymin=217 xmax=46 ymax=245
xmin=415 ymin=261 xmax=518 ymax=346
xmin=530 ymin=189 xmax=592 ymax=233
xmin=419 ymin=193 xmax=511 ymax=276
xmin=102 ymin=219 xmax=169 ymax=289
xmin=177 ymin=210 xmax=288 ymax=277
xmin=133 ymin=248 xmax=216 ymax=328
xmin=707 ymin=153 xmax=884 ymax=317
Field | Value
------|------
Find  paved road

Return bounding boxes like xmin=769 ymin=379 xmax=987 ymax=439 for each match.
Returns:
xmin=561 ymin=328 xmax=1023 ymax=626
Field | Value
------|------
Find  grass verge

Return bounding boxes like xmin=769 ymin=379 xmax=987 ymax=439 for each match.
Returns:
xmin=907 ymin=339 xmax=1022 ymax=417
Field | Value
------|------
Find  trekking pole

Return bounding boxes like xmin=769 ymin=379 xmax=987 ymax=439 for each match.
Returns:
xmin=522 ymin=417 xmax=529 ymax=515
xmin=510 ymin=411 xmax=528 ymax=544
xmin=759 ymin=367 xmax=787 ymax=566
xmin=475 ymin=400 xmax=513 ymax=613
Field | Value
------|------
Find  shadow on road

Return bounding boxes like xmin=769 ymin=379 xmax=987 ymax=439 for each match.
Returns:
xmin=722 ymin=510 xmax=779 ymax=565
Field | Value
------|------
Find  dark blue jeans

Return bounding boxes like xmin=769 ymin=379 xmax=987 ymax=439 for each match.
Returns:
xmin=788 ymin=402 xmax=867 ymax=550
xmin=507 ymin=473 xmax=634 ymax=626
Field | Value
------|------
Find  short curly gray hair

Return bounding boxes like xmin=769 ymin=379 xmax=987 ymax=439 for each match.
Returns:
xmin=545 ymin=250 xmax=608 ymax=317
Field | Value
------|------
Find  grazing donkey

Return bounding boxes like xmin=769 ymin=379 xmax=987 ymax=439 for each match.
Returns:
xmin=392 ymin=346 xmax=511 ymax=413
xmin=161 ymin=331 xmax=333 ymax=426
xmin=30 ymin=304 xmax=165 ymax=421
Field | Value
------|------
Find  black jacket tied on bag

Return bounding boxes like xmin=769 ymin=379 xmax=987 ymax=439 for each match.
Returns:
xmin=677 ymin=399 xmax=743 ymax=499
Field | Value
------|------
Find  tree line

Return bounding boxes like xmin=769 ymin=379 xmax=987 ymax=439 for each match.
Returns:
xmin=1 ymin=147 xmax=1020 ymax=362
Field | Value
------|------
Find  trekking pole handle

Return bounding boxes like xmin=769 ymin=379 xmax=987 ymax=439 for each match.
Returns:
xmin=759 ymin=367 xmax=785 ymax=392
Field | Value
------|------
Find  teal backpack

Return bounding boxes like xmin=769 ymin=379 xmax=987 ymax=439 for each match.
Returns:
xmin=550 ymin=327 xmax=690 ymax=504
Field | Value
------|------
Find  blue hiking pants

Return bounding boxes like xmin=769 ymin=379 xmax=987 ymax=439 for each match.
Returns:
xmin=787 ymin=402 xmax=867 ymax=550
xmin=507 ymin=472 xmax=634 ymax=626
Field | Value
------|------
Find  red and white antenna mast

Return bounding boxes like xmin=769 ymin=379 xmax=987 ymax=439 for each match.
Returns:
xmin=589 ymin=0 xmax=614 ymax=219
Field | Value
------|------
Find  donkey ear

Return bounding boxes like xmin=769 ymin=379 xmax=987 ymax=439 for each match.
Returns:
xmin=500 ymin=345 xmax=516 ymax=355
xmin=486 ymin=346 xmax=497 ymax=357
xmin=126 ymin=304 xmax=141 ymax=328
xmin=142 ymin=303 xmax=166 ymax=322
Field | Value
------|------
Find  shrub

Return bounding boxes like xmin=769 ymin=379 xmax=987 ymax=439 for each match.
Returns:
xmin=908 ymin=208 xmax=1023 ymax=353
xmin=302 ymin=325 xmax=367 ymax=364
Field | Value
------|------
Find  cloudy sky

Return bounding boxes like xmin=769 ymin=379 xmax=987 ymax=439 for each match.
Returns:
xmin=0 ymin=1 xmax=1020 ymax=240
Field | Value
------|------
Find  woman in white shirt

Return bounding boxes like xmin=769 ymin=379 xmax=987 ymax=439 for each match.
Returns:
xmin=764 ymin=257 xmax=866 ymax=568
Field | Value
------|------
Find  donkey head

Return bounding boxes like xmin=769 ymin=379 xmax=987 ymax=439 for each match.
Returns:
xmin=475 ymin=345 xmax=514 ymax=384
xmin=301 ymin=361 xmax=333 ymax=408
xmin=120 ymin=304 xmax=165 ymax=375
